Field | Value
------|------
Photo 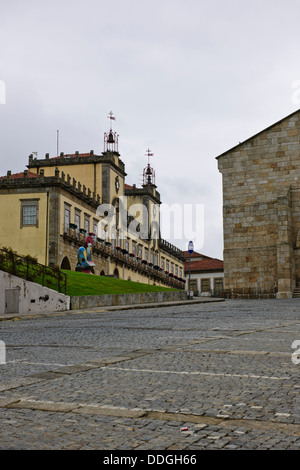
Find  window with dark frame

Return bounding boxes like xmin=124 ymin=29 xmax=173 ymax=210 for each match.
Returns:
xmin=190 ymin=279 xmax=197 ymax=292
xmin=214 ymin=278 xmax=224 ymax=294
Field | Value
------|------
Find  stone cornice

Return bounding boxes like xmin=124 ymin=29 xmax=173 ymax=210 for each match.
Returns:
xmin=27 ymin=151 xmax=127 ymax=177
xmin=0 ymin=169 xmax=101 ymax=208
xmin=125 ymin=185 xmax=161 ymax=204
xmin=158 ymin=238 xmax=185 ymax=262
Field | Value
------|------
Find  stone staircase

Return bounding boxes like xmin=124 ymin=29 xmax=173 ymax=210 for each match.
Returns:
xmin=293 ymin=283 xmax=300 ymax=298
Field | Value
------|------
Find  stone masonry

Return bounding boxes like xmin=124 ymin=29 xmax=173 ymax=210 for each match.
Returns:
xmin=217 ymin=109 xmax=300 ymax=299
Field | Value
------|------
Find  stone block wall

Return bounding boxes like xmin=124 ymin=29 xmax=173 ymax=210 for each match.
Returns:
xmin=217 ymin=110 xmax=300 ymax=298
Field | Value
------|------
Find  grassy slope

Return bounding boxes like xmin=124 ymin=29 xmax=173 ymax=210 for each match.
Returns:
xmin=62 ymin=270 xmax=179 ymax=297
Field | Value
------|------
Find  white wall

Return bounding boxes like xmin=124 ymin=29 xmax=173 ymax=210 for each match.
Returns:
xmin=0 ymin=271 xmax=70 ymax=315
xmin=185 ymin=272 xmax=224 ymax=296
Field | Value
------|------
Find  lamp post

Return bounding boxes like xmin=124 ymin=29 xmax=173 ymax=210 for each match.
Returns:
xmin=188 ymin=241 xmax=194 ymax=300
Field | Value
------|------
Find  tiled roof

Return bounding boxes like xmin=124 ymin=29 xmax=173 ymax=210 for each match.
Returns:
xmin=183 ymin=250 xmax=211 ymax=260
xmin=184 ymin=258 xmax=223 ymax=273
xmin=51 ymin=153 xmax=92 ymax=159
xmin=1 ymin=171 xmax=39 ymax=180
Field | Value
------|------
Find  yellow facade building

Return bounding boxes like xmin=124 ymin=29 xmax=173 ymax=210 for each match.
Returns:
xmin=0 ymin=123 xmax=185 ymax=289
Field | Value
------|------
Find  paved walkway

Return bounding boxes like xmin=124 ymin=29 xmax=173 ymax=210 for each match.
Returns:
xmin=0 ymin=298 xmax=299 ymax=451
xmin=0 ymin=296 xmax=224 ymax=321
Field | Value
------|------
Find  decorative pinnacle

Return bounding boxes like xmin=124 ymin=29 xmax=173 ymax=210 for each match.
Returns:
xmin=107 ymin=111 xmax=116 ymax=130
xmin=145 ymin=148 xmax=153 ymax=165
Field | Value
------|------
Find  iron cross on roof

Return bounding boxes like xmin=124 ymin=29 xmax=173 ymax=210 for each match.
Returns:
xmin=145 ymin=148 xmax=153 ymax=164
xmin=107 ymin=111 xmax=116 ymax=130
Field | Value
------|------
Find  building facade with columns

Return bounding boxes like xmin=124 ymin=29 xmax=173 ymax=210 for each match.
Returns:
xmin=217 ymin=109 xmax=300 ymax=299
xmin=0 ymin=121 xmax=185 ymax=289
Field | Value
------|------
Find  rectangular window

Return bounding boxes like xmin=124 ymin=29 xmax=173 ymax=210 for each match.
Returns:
xmin=84 ymin=218 xmax=89 ymax=233
xmin=64 ymin=207 xmax=70 ymax=233
xmin=201 ymin=278 xmax=211 ymax=292
xmin=214 ymin=278 xmax=224 ymax=294
xmin=23 ymin=205 xmax=37 ymax=225
xmin=125 ymin=240 xmax=129 ymax=259
xmin=93 ymin=221 xmax=98 ymax=237
xmin=75 ymin=212 xmax=81 ymax=230
xmin=20 ymin=199 xmax=39 ymax=227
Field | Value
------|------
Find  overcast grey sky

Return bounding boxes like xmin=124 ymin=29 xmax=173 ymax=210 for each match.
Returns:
xmin=1 ymin=0 xmax=300 ymax=259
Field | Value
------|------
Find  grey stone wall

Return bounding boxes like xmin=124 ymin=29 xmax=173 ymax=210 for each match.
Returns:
xmin=70 ymin=290 xmax=188 ymax=309
xmin=217 ymin=110 xmax=300 ymax=299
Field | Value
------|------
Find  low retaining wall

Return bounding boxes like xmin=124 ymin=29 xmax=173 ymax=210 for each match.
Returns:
xmin=0 ymin=270 xmax=70 ymax=315
xmin=70 ymin=290 xmax=188 ymax=309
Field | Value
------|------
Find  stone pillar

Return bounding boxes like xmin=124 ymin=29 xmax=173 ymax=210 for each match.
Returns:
xmin=276 ymin=189 xmax=293 ymax=298
xmin=48 ymin=189 xmax=60 ymax=268
xmin=102 ymin=164 xmax=110 ymax=204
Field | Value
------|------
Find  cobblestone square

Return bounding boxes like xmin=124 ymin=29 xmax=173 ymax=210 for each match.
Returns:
xmin=0 ymin=298 xmax=299 ymax=451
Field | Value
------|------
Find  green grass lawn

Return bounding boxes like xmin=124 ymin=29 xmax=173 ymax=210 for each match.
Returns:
xmin=0 ymin=248 xmax=180 ymax=297
xmin=62 ymin=270 xmax=180 ymax=296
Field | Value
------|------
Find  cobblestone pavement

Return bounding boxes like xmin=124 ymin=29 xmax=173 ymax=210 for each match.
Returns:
xmin=0 ymin=298 xmax=299 ymax=451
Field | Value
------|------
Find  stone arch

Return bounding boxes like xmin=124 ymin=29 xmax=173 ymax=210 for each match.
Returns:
xmin=113 ymin=268 xmax=119 ymax=278
xmin=128 ymin=276 xmax=131 ymax=281
xmin=100 ymin=270 xmax=105 ymax=276
xmin=61 ymin=256 xmax=71 ymax=270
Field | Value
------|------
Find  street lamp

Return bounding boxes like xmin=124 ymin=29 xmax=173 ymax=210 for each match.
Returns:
xmin=188 ymin=241 xmax=194 ymax=300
